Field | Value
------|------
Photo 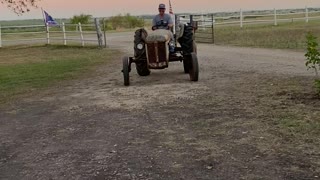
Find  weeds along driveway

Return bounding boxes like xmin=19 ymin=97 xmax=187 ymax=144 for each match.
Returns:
xmin=0 ymin=32 xmax=319 ymax=179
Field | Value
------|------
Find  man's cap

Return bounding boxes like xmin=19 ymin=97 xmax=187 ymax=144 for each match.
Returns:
xmin=159 ymin=4 xmax=166 ymax=9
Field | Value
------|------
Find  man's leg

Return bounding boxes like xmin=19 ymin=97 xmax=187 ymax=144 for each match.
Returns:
xmin=169 ymin=31 xmax=175 ymax=53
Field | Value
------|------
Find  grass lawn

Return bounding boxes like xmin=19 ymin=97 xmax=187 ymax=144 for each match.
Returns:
xmin=197 ymin=20 xmax=320 ymax=49
xmin=0 ymin=45 xmax=120 ymax=104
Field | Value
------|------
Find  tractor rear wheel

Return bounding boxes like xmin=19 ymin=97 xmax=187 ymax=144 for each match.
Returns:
xmin=189 ymin=52 xmax=199 ymax=81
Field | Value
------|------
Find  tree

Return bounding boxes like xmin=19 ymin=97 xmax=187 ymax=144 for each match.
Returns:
xmin=1 ymin=0 xmax=39 ymax=15
xmin=70 ymin=14 xmax=92 ymax=24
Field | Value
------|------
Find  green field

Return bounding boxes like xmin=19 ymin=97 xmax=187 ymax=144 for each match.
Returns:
xmin=209 ymin=20 xmax=320 ymax=49
xmin=0 ymin=45 xmax=119 ymax=104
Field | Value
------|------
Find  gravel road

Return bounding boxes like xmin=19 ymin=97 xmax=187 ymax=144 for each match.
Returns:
xmin=0 ymin=31 xmax=319 ymax=180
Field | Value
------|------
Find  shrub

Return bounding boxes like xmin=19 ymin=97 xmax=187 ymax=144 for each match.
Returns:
xmin=305 ymin=32 xmax=320 ymax=94
xmin=70 ymin=14 xmax=92 ymax=24
xmin=105 ymin=14 xmax=144 ymax=30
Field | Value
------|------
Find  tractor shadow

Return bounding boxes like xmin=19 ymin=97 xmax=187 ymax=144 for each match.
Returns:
xmin=130 ymin=64 xmax=194 ymax=87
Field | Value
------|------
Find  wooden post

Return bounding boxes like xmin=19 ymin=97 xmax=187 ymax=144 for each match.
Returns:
xmin=103 ymin=18 xmax=107 ymax=48
xmin=62 ymin=22 xmax=67 ymax=45
xmin=240 ymin=9 xmax=243 ymax=28
xmin=274 ymin=8 xmax=277 ymax=26
xmin=46 ymin=23 xmax=50 ymax=45
xmin=306 ymin=6 xmax=309 ymax=23
xmin=79 ymin=22 xmax=84 ymax=47
xmin=212 ymin=14 xmax=215 ymax=44
xmin=190 ymin=15 xmax=193 ymax=24
xmin=94 ymin=18 xmax=103 ymax=47
xmin=200 ymin=13 xmax=204 ymax=31
xmin=0 ymin=25 xmax=2 ymax=48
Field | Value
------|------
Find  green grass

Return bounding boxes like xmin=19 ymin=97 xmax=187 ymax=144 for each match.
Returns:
xmin=0 ymin=45 xmax=119 ymax=104
xmin=277 ymin=113 xmax=320 ymax=138
xmin=196 ymin=20 xmax=320 ymax=49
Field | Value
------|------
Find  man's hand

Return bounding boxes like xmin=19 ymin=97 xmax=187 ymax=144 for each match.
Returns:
xmin=152 ymin=26 xmax=158 ymax=31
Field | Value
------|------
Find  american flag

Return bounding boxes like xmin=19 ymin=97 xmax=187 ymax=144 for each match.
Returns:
xmin=43 ymin=10 xmax=59 ymax=27
xmin=169 ymin=0 xmax=173 ymax=14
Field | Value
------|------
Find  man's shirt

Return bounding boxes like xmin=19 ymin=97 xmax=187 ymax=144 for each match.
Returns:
xmin=152 ymin=14 xmax=173 ymax=29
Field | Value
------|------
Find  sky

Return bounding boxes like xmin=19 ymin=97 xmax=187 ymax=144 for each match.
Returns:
xmin=0 ymin=0 xmax=319 ymax=20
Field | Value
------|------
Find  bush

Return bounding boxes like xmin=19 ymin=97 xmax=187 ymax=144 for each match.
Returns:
xmin=69 ymin=14 xmax=94 ymax=31
xmin=70 ymin=14 xmax=92 ymax=24
xmin=305 ymin=32 xmax=320 ymax=94
xmin=104 ymin=13 xmax=144 ymax=30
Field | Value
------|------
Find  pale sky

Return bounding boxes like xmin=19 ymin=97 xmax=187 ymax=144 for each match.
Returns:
xmin=0 ymin=0 xmax=319 ymax=20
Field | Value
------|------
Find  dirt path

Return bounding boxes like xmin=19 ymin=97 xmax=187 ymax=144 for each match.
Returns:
xmin=0 ymin=32 xmax=319 ymax=180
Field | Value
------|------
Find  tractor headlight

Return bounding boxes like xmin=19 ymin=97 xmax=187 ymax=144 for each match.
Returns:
xmin=137 ymin=43 xmax=144 ymax=50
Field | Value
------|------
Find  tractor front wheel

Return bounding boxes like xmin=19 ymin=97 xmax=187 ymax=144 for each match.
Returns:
xmin=122 ymin=56 xmax=130 ymax=86
xmin=136 ymin=61 xmax=150 ymax=76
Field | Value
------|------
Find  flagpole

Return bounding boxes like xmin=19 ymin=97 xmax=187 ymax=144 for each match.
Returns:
xmin=41 ymin=8 xmax=46 ymax=26
xmin=169 ymin=0 xmax=175 ymax=34
xmin=41 ymin=8 xmax=50 ymax=44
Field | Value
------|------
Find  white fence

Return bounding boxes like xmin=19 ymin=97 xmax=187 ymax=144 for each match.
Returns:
xmin=215 ymin=7 xmax=320 ymax=27
xmin=178 ymin=7 xmax=320 ymax=29
xmin=0 ymin=21 xmax=105 ymax=48
xmin=176 ymin=7 xmax=320 ymax=43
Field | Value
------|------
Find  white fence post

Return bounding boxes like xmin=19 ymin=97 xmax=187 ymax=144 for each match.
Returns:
xmin=240 ymin=9 xmax=243 ymax=28
xmin=78 ymin=22 xmax=84 ymax=47
xmin=274 ymin=8 xmax=278 ymax=26
xmin=306 ymin=6 xmax=309 ymax=23
xmin=46 ymin=23 xmax=50 ymax=44
xmin=62 ymin=22 xmax=67 ymax=45
xmin=0 ymin=25 xmax=2 ymax=48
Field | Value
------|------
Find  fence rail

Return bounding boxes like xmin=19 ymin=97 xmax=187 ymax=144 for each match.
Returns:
xmin=0 ymin=19 xmax=105 ymax=48
xmin=177 ymin=6 xmax=320 ymax=43
xmin=215 ymin=7 xmax=319 ymax=27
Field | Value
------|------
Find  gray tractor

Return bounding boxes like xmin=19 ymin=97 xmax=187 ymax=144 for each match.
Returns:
xmin=122 ymin=20 xmax=199 ymax=86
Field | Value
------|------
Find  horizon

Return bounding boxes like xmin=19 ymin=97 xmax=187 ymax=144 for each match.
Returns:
xmin=0 ymin=0 xmax=319 ymax=21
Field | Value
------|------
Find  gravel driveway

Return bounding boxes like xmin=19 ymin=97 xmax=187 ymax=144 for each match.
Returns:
xmin=0 ymin=31 xmax=319 ymax=180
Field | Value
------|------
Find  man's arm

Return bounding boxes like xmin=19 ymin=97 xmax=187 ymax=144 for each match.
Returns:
xmin=152 ymin=16 xmax=158 ymax=30
xmin=167 ymin=14 xmax=174 ymax=30
xmin=152 ymin=17 xmax=157 ymax=27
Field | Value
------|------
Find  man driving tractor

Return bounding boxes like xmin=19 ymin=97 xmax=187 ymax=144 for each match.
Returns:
xmin=152 ymin=3 xmax=175 ymax=53
xmin=152 ymin=3 xmax=173 ymax=30
xmin=121 ymin=3 xmax=199 ymax=86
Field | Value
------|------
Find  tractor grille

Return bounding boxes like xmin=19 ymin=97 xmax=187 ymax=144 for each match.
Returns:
xmin=146 ymin=42 xmax=169 ymax=69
